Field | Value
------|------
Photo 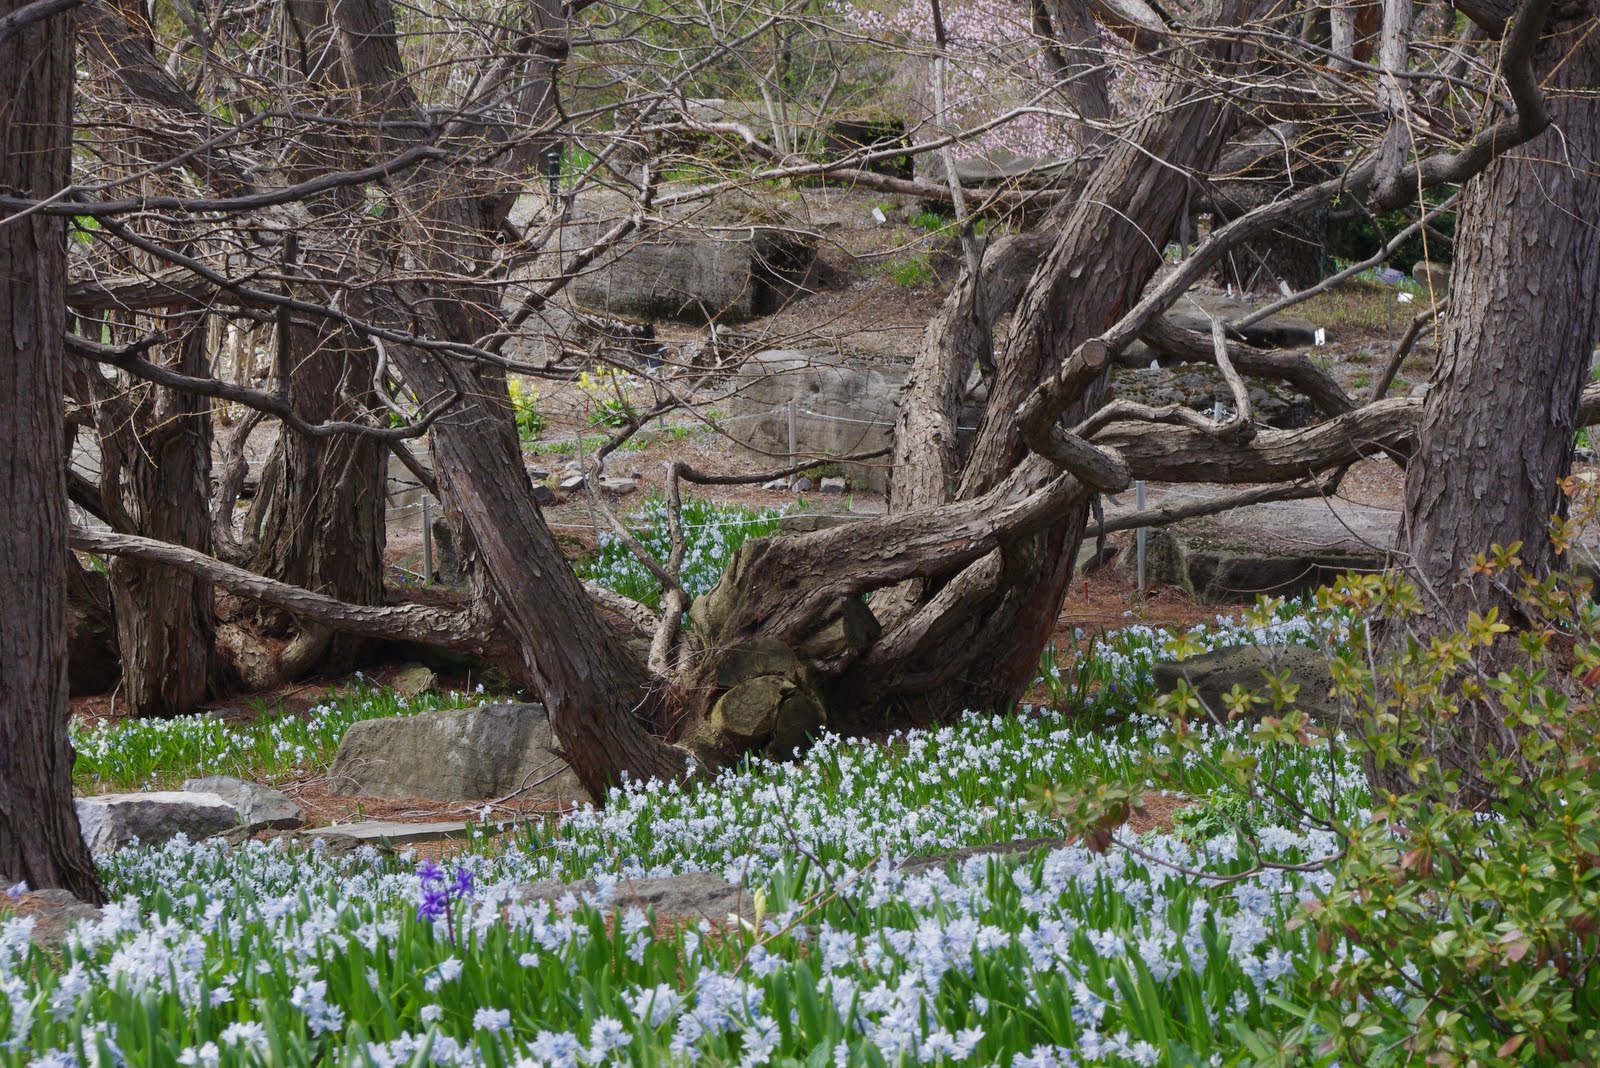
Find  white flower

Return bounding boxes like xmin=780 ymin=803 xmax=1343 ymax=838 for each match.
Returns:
xmin=474 ymin=1007 xmax=512 ymax=1032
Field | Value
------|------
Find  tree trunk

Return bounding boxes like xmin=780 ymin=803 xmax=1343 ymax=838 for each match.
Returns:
xmin=860 ymin=68 xmax=1242 ymax=723
xmin=324 ymin=0 xmax=689 ymax=797
xmin=248 ymin=324 xmax=387 ymax=674
xmin=679 ymin=44 xmax=1249 ymax=743
xmin=1398 ymin=10 xmax=1600 ymax=620
xmin=0 ymin=0 xmax=104 ymax=902
xmin=99 ymin=327 xmax=220 ymax=718
xmin=1382 ymin=6 xmax=1600 ymax=800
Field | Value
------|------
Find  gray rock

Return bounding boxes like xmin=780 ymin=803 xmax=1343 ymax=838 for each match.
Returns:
xmin=559 ymin=474 xmax=586 ymax=491
xmin=723 ymin=349 xmax=911 ymax=492
xmin=76 ymin=791 xmax=240 ymax=853
xmin=521 ymin=189 xmax=816 ymax=324
xmin=791 ymin=475 xmax=815 ymax=492
xmin=898 ymin=837 xmax=1071 ymax=875
xmin=1411 ymin=260 xmax=1450 ymax=297
xmin=302 ymin=819 xmax=511 ymax=845
xmin=1115 ymin=339 xmax=1160 ymax=368
xmin=180 ymin=776 xmax=303 ymax=831
xmin=1163 ymin=293 xmax=1319 ymax=349
xmin=598 ymin=476 xmax=639 ymax=495
xmin=1115 ymin=526 xmax=1193 ymax=594
xmin=1151 ymin=644 xmax=1344 ymax=725
xmin=940 ymin=150 xmax=1076 ymax=188
xmin=6 ymin=889 xmax=102 ymax=947
xmin=761 ymin=477 xmax=789 ymax=490
xmin=1111 ymin=364 xmax=1313 ymax=430
xmin=517 ymin=871 xmax=757 ymax=922
xmin=776 ymin=511 xmax=868 ymax=535
xmin=1110 ymin=492 xmax=1391 ymax=603
xmin=327 ymin=703 xmax=593 ymax=807
xmin=389 ymin=663 xmax=439 ymax=700
xmin=818 ymin=477 xmax=847 ymax=494
xmin=532 ymin=483 xmax=556 ymax=505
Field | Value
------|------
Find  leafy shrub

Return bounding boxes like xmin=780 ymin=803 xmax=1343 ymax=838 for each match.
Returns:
xmin=507 ymin=377 xmax=546 ymax=442
xmin=576 ymin=365 xmax=639 ymax=428
xmin=1328 ymin=186 xmax=1457 ymax=268
xmin=1045 ymin=543 xmax=1600 ymax=1064
xmin=888 ymin=254 xmax=936 ymax=288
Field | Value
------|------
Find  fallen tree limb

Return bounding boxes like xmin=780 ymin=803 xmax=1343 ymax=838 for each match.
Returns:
xmin=70 ymin=527 xmax=497 ymax=656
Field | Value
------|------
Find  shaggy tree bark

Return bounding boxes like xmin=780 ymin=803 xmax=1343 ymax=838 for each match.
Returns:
xmin=321 ymin=0 xmax=690 ymax=796
xmin=242 ymin=0 xmax=390 ymax=677
xmin=246 ymin=316 xmax=387 ymax=677
xmin=84 ymin=325 xmax=220 ymax=718
xmin=0 ymin=0 xmax=103 ymax=901
xmin=1398 ymin=5 xmax=1600 ymax=619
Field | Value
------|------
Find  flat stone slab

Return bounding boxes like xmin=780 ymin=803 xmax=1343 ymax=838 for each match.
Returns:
xmin=307 ymin=819 xmax=517 ymax=845
xmin=1164 ymin=292 xmax=1320 ymax=349
xmin=897 ymin=837 xmax=1071 ymax=875
xmin=181 ymin=775 xmax=302 ymax=832
xmin=516 ymin=871 xmax=756 ymax=922
xmin=76 ymin=791 xmax=240 ymax=854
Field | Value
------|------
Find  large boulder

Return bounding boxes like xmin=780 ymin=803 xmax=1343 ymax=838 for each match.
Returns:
xmin=1111 ymin=364 xmax=1315 ymax=429
xmin=1151 ymin=644 xmax=1344 ymax=725
xmin=722 ymin=349 xmax=922 ymax=492
xmin=75 ymin=791 xmax=240 ymax=853
xmin=510 ymin=189 xmax=816 ymax=325
xmin=1112 ymin=492 xmax=1391 ymax=603
xmin=181 ymin=776 xmax=302 ymax=831
xmin=326 ymin=703 xmax=593 ymax=806
xmin=1162 ymin=292 xmax=1320 ymax=349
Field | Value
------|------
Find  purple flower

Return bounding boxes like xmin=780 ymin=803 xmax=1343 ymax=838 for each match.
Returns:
xmin=417 ymin=884 xmax=450 ymax=923
xmin=417 ymin=859 xmax=444 ymax=886
xmin=450 ymin=866 xmax=474 ymax=900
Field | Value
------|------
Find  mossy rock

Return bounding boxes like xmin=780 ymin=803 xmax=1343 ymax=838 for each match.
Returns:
xmin=711 ymin=676 xmax=790 ymax=740
xmin=795 ymin=597 xmax=882 ymax=662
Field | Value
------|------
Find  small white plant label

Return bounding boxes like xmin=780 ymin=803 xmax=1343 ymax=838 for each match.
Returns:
xmin=871 ymin=206 xmax=887 ymax=224
xmin=1314 ymin=328 xmax=1327 ymax=346
xmin=1397 ymin=291 xmax=1414 ymax=303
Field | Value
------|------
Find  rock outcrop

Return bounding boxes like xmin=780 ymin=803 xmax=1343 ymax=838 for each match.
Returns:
xmin=327 ymin=703 xmax=593 ymax=806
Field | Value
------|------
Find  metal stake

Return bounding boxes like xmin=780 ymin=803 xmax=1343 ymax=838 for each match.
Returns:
xmin=1135 ymin=480 xmax=1147 ymax=595
xmin=421 ymin=496 xmax=433 ymax=587
xmin=787 ymin=398 xmax=798 ymax=486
